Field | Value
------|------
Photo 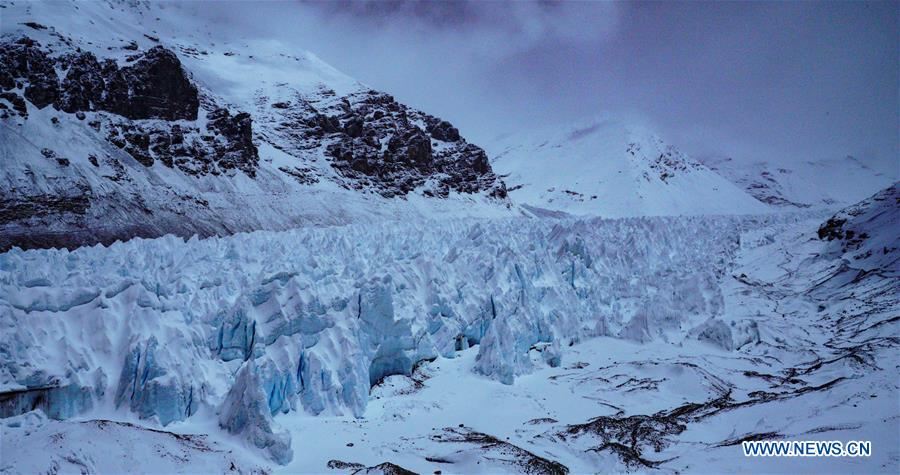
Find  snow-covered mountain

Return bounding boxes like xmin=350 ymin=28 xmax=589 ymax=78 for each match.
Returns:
xmin=486 ymin=117 xmax=770 ymax=217
xmin=0 ymin=0 xmax=509 ymax=251
xmin=699 ymin=154 xmax=895 ymax=209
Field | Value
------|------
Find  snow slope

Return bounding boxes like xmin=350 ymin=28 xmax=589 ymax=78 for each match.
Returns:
xmin=700 ymin=154 xmax=896 ymax=209
xmin=486 ymin=117 xmax=770 ymax=217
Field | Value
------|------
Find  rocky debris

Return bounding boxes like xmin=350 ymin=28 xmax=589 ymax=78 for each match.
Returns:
xmin=22 ymin=22 xmax=48 ymax=30
xmin=646 ymin=145 xmax=698 ymax=183
xmin=279 ymin=166 xmax=320 ymax=185
xmin=560 ymin=372 xmax=853 ymax=469
xmin=40 ymin=148 xmax=69 ymax=166
xmin=524 ymin=417 xmax=558 ymax=425
xmin=327 ymin=459 xmax=366 ymax=471
xmin=431 ymin=426 xmax=568 ymax=474
xmin=0 ymin=192 xmax=91 ymax=225
xmin=351 ymin=462 xmax=418 ymax=475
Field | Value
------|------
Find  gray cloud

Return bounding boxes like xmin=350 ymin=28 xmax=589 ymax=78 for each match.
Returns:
xmin=171 ymin=0 xmax=898 ymax=174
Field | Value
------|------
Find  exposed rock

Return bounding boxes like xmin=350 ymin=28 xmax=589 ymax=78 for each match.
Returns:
xmin=0 ymin=193 xmax=91 ymax=225
xmin=206 ymin=107 xmax=259 ymax=177
xmin=310 ymin=90 xmax=506 ymax=198
xmin=327 ymin=459 xmax=365 ymax=470
xmin=101 ymin=46 xmax=198 ymax=120
xmin=0 ymin=37 xmax=59 ymax=108
xmin=56 ymin=51 xmax=104 ymax=113
xmin=351 ymin=462 xmax=418 ymax=475
xmin=0 ymin=91 xmax=28 ymax=117
xmin=425 ymin=119 xmax=459 ymax=142
xmin=1 ymin=38 xmax=198 ymax=120
xmin=431 ymin=426 xmax=568 ymax=474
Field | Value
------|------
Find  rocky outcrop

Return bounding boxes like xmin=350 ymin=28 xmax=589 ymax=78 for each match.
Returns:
xmin=323 ymin=90 xmax=506 ymax=198
xmin=0 ymin=37 xmax=59 ymax=108
xmin=262 ymin=88 xmax=507 ymax=198
xmin=98 ymin=107 xmax=259 ymax=175
xmin=817 ymin=183 xmax=898 ymax=267
xmin=101 ymin=46 xmax=198 ymax=120
xmin=1 ymin=38 xmax=197 ymax=120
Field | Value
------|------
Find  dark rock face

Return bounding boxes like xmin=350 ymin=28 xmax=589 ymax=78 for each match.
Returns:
xmin=1 ymin=37 xmax=256 ymax=177
xmin=57 ymin=51 xmax=105 ymax=113
xmin=101 ymin=46 xmax=198 ymax=120
xmin=100 ymin=110 xmax=258 ymax=176
xmin=1 ymin=38 xmax=198 ymax=120
xmin=0 ymin=37 xmax=59 ymax=108
xmin=426 ymin=119 xmax=460 ymax=142
xmin=206 ymin=108 xmax=259 ymax=177
xmin=306 ymin=90 xmax=506 ymax=198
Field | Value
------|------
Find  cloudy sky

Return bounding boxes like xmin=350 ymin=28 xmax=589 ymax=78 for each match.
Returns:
xmin=181 ymin=0 xmax=898 ymax=173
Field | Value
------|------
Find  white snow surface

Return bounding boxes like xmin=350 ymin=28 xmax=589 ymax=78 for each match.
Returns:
xmin=486 ymin=117 xmax=771 ymax=217
xmin=699 ymin=154 xmax=897 ymax=209
xmin=1 ymin=185 xmax=898 ymax=472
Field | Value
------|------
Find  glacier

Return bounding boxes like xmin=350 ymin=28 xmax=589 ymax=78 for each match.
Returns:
xmin=1 ymin=213 xmax=781 ymax=425
xmin=1 ymin=186 xmax=897 ymax=472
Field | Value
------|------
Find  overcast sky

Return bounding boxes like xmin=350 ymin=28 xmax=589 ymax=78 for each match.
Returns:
xmin=179 ymin=0 xmax=898 ymax=173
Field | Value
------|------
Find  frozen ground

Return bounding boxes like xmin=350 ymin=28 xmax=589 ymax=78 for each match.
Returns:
xmin=1 ymin=185 xmax=897 ymax=473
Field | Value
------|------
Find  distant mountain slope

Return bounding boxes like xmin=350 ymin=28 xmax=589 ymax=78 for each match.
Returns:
xmin=699 ymin=154 xmax=895 ymax=209
xmin=485 ymin=117 xmax=769 ymax=217
xmin=817 ymin=182 xmax=899 ymax=272
xmin=0 ymin=0 xmax=508 ymax=251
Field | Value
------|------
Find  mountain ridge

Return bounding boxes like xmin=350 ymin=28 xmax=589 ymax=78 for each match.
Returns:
xmin=0 ymin=0 xmax=509 ymax=251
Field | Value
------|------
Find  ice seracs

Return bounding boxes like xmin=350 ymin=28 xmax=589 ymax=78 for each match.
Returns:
xmin=218 ymin=359 xmax=293 ymax=465
xmin=0 ymin=213 xmax=780 ymax=440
